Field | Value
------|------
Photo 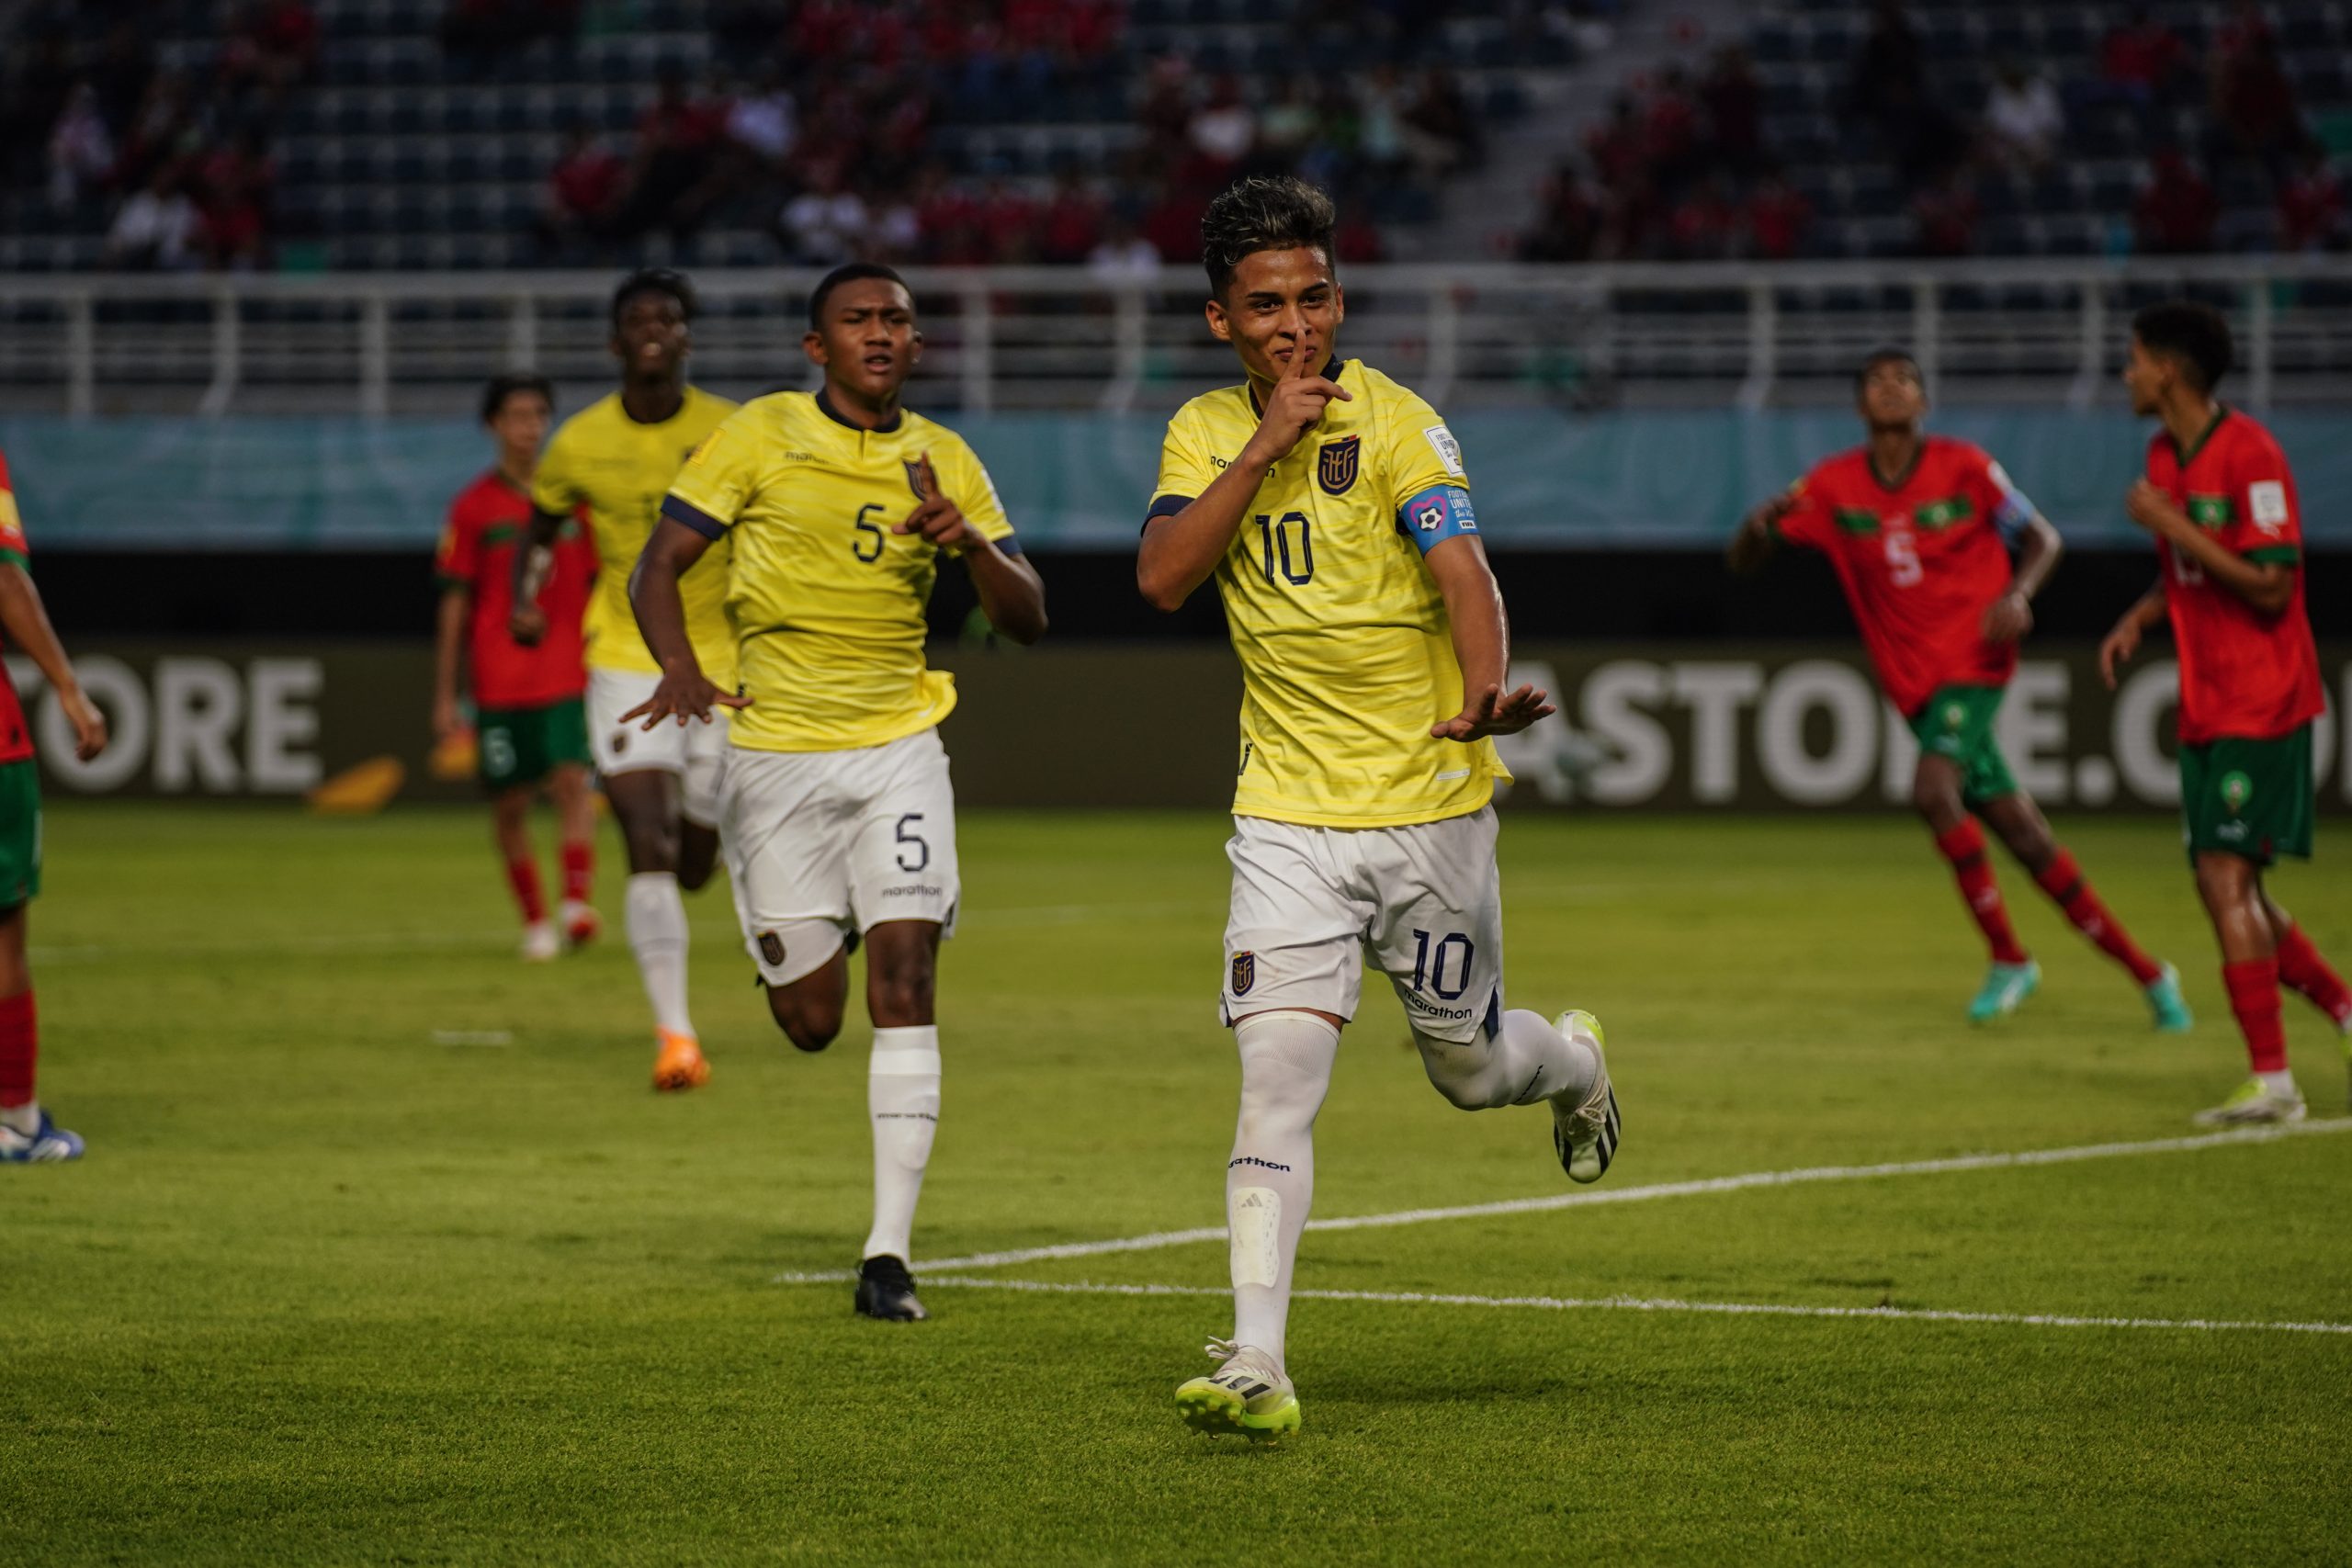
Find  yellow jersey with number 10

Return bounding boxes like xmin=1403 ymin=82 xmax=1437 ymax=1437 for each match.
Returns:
xmin=662 ymin=390 xmax=1016 ymax=754
xmin=530 ymin=386 xmax=738 ymax=683
xmin=1149 ymin=357 xmax=1505 ymax=829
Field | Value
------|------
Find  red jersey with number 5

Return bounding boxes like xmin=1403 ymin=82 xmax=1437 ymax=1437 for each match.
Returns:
xmin=435 ymin=471 xmax=595 ymax=710
xmin=0 ymin=449 xmax=37 ymax=764
xmin=2144 ymin=408 xmax=2324 ymax=744
xmin=1772 ymin=436 xmax=2039 ymax=716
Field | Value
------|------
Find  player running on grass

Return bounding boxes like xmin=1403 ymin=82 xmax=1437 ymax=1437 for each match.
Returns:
xmin=2103 ymin=300 xmax=2350 ymax=1125
xmin=629 ymin=262 xmax=1047 ymax=1322
xmin=517 ymin=270 xmax=737 ymax=1092
xmin=1731 ymin=349 xmax=2189 ymax=1030
xmin=434 ymin=373 xmax=602 ymax=962
xmin=0 ymin=447 xmax=108 ymax=1162
xmin=1137 ymin=176 xmax=1620 ymax=1440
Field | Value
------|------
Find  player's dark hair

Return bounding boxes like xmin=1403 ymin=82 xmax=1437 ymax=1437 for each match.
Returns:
xmin=2132 ymin=299 xmax=2233 ymax=393
xmin=1201 ymin=175 xmax=1338 ymax=299
xmin=610 ymin=267 xmax=695 ymax=330
xmin=479 ymin=371 xmax=553 ymax=423
xmin=1854 ymin=347 xmax=1923 ymax=392
xmin=808 ymin=262 xmax=910 ymax=329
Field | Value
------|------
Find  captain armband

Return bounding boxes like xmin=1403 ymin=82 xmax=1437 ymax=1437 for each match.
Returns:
xmin=1396 ymin=485 xmax=1478 ymax=554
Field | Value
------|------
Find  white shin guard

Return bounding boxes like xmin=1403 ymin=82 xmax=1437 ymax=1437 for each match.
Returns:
xmin=862 ymin=1025 xmax=942 ymax=1264
xmin=1227 ymin=1010 xmax=1340 ymax=1369
xmin=624 ymin=872 xmax=693 ymax=1037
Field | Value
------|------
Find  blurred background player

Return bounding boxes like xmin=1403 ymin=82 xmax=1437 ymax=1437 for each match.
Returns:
xmin=1138 ymin=176 xmax=1619 ymax=1440
xmin=2104 ymin=300 xmax=2350 ymax=1125
xmin=630 ymin=263 xmax=1046 ymax=1322
xmin=433 ymin=373 xmax=600 ymax=962
xmin=0 ymin=447 xmax=108 ymax=1162
xmin=518 ymin=269 xmax=737 ymax=1091
xmin=1731 ymin=350 xmax=2188 ymax=1030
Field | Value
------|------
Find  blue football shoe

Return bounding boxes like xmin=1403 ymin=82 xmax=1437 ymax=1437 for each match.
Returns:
xmin=0 ymin=1109 xmax=85 ymax=1163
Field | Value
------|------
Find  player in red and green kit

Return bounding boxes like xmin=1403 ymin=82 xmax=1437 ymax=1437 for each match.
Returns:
xmin=1734 ymin=349 xmax=2188 ymax=1028
xmin=0 ymin=447 xmax=110 ymax=1161
xmin=2103 ymin=300 xmax=2348 ymax=1124
xmin=433 ymin=374 xmax=602 ymax=962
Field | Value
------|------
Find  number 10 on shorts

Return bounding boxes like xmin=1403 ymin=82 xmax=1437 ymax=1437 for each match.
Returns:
xmin=1409 ymin=929 xmax=1474 ymax=999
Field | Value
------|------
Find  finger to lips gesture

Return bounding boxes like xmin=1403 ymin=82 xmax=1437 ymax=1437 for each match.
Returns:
xmin=1252 ymin=333 xmax=1351 ymax=463
xmin=894 ymin=452 xmax=972 ymax=548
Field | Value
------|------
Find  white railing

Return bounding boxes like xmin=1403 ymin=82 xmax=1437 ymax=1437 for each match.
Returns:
xmin=2 ymin=256 xmax=2348 ymax=417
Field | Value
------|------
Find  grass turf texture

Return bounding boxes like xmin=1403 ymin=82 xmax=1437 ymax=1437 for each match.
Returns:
xmin=6 ymin=803 xmax=2350 ymax=1565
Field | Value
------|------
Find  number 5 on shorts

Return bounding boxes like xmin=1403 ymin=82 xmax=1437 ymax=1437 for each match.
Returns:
xmin=895 ymin=813 xmax=929 ymax=873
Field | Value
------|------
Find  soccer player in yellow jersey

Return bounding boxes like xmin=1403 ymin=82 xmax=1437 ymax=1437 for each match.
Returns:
xmin=629 ymin=263 xmax=1047 ymax=1322
xmin=1139 ymin=177 xmax=1623 ymax=1438
xmin=516 ymin=269 xmax=737 ymax=1092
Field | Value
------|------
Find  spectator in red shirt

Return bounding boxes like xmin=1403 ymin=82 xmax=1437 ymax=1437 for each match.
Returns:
xmin=1911 ymin=168 xmax=1981 ymax=256
xmin=197 ymin=131 xmax=273 ymax=269
xmin=1667 ymin=174 xmax=1737 ymax=259
xmin=2097 ymin=6 xmax=2190 ymax=111
xmin=537 ymin=124 xmax=623 ymax=251
xmin=1037 ymin=172 xmax=1105 ymax=265
xmin=2277 ymin=144 xmax=2347 ymax=252
xmin=1701 ymin=45 xmax=1763 ymax=177
xmin=1746 ymin=165 xmax=1814 ymax=259
xmin=2208 ymin=33 xmax=2302 ymax=184
xmin=2135 ymin=150 xmax=2219 ymax=254
xmin=1520 ymin=162 xmax=1601 ymax=262
xmin=608 ymin=69 xmax=725 ymax=240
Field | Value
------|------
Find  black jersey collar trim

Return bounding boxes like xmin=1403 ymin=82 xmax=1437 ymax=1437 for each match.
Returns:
xmin=2171 ymin=404 xmax=2231 ymax=467
xmin=816 ymin=386 xmax=905 ymax=434
xmin=1866 ymin=435 xmax=1927 ymax=493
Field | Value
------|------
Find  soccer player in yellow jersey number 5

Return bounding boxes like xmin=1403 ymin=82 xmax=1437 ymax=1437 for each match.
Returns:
xmin=1137 ymin=177 xmax=1623 ymax=1440
xmin=629 ymin=263 xmax=1047 ymax=1323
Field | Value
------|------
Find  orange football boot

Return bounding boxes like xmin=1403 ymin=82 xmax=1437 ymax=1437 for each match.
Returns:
xmin=651 ymin=1030 xmax=710 ymax=1092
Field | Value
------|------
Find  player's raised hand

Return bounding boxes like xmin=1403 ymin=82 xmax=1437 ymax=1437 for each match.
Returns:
xmin=1981 ymin=588 xmax=2033 ymax=643
xmin=2098 ymin=619 xmax=2142 ymax=690
xmin=1243 ymin=335 xmax=1351 ymax=467
xmin=894 ymin=452 xmax=978 ymax=551
xmin=1432 ymin=682 xmax=1555 ymax=742
xmin=59 ymin=684 xmax=107 ymax=761
xmin=621 ymin=667 xmax=753 ymax=731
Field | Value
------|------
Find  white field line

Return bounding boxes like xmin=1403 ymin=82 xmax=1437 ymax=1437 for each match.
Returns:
xmin=910 ymin=1277 xmax=2352 ymax=1337
xmin=773 ymin=1119 xmax=2352 ymax=1285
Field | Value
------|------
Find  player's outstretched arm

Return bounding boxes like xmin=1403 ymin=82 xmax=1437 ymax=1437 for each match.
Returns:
xmin=508 ymin=508 xmax=565 ymax=646
xmin=0 ymin=565 xmax=104 ymax=761
xmin=431 ymin=584 xmax=469 ymax=742
xmin=2098 ymin=581 xmax=2170 ymax=691
xmin=2122 ymin=480 xmax=2294 ymax=615
xmin=895 ymin=454 xmax=1046 ymax=644
xmin=1138 ymin=344 xmax=1350 ymax=611
xmin=1422 ymin=535 xmax=1555 ymax=742
xmin=624 ymin=517 xmax=751 ymax=729
xmin=1726 ymin=494 xmax=1794 ymax=575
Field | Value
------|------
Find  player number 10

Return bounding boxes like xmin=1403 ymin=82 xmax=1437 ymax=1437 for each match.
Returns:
xmin=1254 ymin=512 xmax=1314 ymax=585
xmin=1409 ymin=929 xmax=1474 ymax=1000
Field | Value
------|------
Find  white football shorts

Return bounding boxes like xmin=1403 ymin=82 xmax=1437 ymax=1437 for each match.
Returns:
xmin=1221 ymin=806 xmax=1504 ymax=1044
xmin=586 ymin=666 xmax=728 ymax=827
xmin=721 ymin=727 xmax=961 ymax=987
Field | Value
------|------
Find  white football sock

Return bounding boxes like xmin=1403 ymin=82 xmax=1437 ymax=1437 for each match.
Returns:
xmin=1416 ymin=1008 xmax=1599 ymax=1111
xmin=1227 ymin=1010 xmax=1339 ymax=1369
xmin=2256 ymin=1068 xmax=2299 ymax=1097
xmin=863 ymin=1025 xmax=942 ymax=1263
xmin=624 ymin=872 xmax=694 ymax=1036
xmin=0 ymin=1100 xmax=38 ymax=1136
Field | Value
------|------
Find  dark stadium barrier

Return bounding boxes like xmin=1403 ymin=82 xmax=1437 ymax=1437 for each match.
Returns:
xmin=10 ymin=643 xmax=2347 ymax=815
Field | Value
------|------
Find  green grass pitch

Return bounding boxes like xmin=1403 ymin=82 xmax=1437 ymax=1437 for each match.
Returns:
xmin=6 ymin=803 xmax=2350 ymax=1564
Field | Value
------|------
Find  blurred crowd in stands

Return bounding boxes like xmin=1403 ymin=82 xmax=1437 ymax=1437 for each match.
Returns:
xmin=8 ymin=0 xmax=317 ymax=268
xmin=1521 ymin=0 xmax=2349 ymax=261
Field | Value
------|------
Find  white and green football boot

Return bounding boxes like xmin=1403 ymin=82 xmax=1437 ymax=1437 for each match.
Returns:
xmin=1551 ymin=1010 xmax=1619 ymax=1184
xmin=2190 ymin=1077 xmax=2307 ymax=1127
xmin=1175 ymin=1338 xmax=1299 ymax=1441
xmin=2143 ymin=963 xmax=2193 ymax=1033
xmin=1966 ymin=960 xmax=2040 ymax=1023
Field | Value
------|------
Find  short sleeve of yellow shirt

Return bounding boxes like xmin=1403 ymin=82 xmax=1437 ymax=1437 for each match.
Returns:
xmin=924 ymin=434 xmax=1015 ymax=547
xmin=1376 ymin=387 xmax=1470 ymax=514
xmin=1148 ymin=405 xmax=1218 ymax=519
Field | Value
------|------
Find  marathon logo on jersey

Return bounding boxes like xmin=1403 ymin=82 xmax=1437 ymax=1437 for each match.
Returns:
xmin=757 ymin=931 xmax=786 ymax=967
xmin=1317 ymin=436 xmax=1361 ymax=495
xmin=1230 ymin=951 xmax=1256 ymax=996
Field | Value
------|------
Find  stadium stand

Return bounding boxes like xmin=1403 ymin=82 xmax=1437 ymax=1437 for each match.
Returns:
xmin=0 ymin=0 xmax=1578 ymax=274
xmin=1520 ymin=0 xmax=2352 ymax=263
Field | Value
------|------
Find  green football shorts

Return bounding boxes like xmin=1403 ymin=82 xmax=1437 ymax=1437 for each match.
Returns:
xmin=2178 ymin=724 xmax=2313 ymax=866
xmin=477 ymin=696 xmax=591 ymax=793
xmin=1905 ymin=684 xmax=2018 ymax=807
xmin=0 ymin=757 xmax=42 ymax=908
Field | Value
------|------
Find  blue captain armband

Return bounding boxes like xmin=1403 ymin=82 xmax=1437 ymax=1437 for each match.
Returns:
xmin=1397 ymin=485 xmax=1477 ymax=553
